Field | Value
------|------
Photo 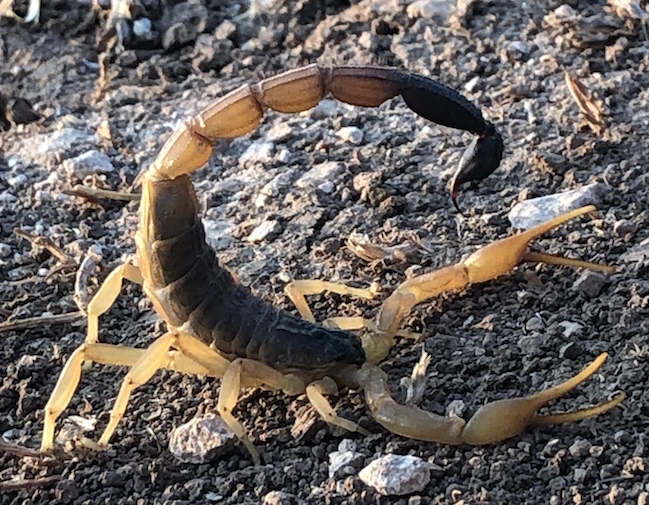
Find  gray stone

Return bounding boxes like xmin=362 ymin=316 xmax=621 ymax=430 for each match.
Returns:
xmin=168 ymin=415 xmax=237 ymax=464
xmin=508 ymin=184 xmax=605 ymax=230
xmin=569 ymin=438 xmax=592 ymax=458
xmin=63 ymin=150 xmax=115 ymax=178
xmin=336 ymin=126 xmax=364 ymax=145
xmin=359 ymin=454 xmax=439 ymax=496
xmin=296 ymin=161 xmax=343 ymax=189
xmin=572 ymin=271 xmax=608 ymax=298
xmin=328 ymin=439 xmax=365 ymax=479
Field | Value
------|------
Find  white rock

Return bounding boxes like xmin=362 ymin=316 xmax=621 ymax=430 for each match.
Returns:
xmin=310 ymin=99 xmax=339 ymax=119
xmin=359 ymin=454 xmax=438 ymax=496
xmin=262 ymin=490 xmax=307 ymax=505
xmin=239 ymin=141 xmax=275 ymax=166
xmin=406 ymin=0 xmax=453 ymax=19
xmin=508 ymin=184 xmax=605 ymax=230
xmin=558 ymin=320 xmax=583 ymax=338
xmin=63 ymin=150 xmax=115 ymax=178
xmin=133 ymin=17 xmax=152 ymax=38
xmin=295 ymin=161 xmax=343 ymax=189
xmin=247 ymin=220 xmax=280 ymax=242
xmin=318 ymin=180 xmax=334 ymax=193
xmin=336 ymin=126 xmax=364 ymax=145
xmin=464 ymin=76 xmax=480 ymax=93
xmin=37 ymin=128 xmax=92 ymax=154
xmin=328 ymin=439 xmax=365 ymax=479
xmin=169 ymin=415 xmax=237 ymax=464
xmin=266 ymin=122 xmax=293 ymax=143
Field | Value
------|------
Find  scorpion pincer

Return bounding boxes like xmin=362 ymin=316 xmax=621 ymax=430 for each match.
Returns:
xmin=41 ymin=65 xmax=623 ymax=463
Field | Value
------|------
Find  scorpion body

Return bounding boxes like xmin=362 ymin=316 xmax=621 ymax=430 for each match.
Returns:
xmin=41 ymin=65 xmax=623 ymax=464
xmin=139 ymin=174 xmax=365 ymax=371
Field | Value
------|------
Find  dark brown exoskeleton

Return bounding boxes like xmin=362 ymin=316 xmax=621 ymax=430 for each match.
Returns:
xmin=41 ymin=65 xmax=622 ymax=464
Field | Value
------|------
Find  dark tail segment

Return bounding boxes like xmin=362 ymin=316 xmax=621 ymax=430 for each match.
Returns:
xmin=398 ymin=72 xmax=504 ymax=212
xmin=450 ymin=125 xmax=504 ymax=213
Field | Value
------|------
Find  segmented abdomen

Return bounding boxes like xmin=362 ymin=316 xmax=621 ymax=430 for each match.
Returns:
xmin=137 ymin=175 xmax=365 ymax=370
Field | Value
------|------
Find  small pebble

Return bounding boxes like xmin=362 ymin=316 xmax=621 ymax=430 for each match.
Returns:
xmin=518 ymin=333 xmax=544 ymax=354
xmin=262 ymin=490 xmax=306 ymax=505
xmin=168 ymin=415 xmax=236 ymax=464
xmin=0 ymin=243 xmax=11 ymax=258
xmin=359 ymin=454 xmax=438 ymax=496
xmin=63 ymin=150 xmax=115 ymax=178
xmin=336 ymin=126 xmax=364 ymax=145
xmin=613 ymin=219 xmax=637 ymax=237
xmin=239 ymin=141 xmax=275 ymax=166
xmin=568 ymin=438 xmax=592 ymax=458
xmin=247 ymin=220 xmax=280 ymax=242
xmin=328 ymin=439 xmax=365 ymax=479
xmin=573 ymin=468 xmax=588 ymax=483
xmin=572 ymin=271 xmax=608 ymax=298
xmin=296 ymin=161 xmax=343 ymax=189
xmin=133 ymin=18 xmax=153 ymax=39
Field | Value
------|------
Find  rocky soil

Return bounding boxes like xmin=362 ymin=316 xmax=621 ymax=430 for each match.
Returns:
xmin=1 ymin=0 xmax=648 ymax=503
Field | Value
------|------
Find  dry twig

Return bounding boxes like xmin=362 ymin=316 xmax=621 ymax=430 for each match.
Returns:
xmin=0 ymin=439 xmax=41 ymax=458
xmin=0 ymin=312 xmax=84 ymax=334
xmin=63 ymin=185 xmax=140 ymax=202
xmin=564 ymin=71 xmax=607 ymax=134
xmin=14 ymin=228 xmax=76 ymax=267
xmin=0 ymin=475 xmax=60 ymax=492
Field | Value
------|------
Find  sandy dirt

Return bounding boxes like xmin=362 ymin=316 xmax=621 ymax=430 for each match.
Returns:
xmin=1 ymin=0 xmax=648 ymax=503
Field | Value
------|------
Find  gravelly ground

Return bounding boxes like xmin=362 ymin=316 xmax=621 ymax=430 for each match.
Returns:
xmin=1 ymin=0 xmax=648 ymax=504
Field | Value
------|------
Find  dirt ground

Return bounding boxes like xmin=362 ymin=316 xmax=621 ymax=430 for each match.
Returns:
xmin=1 ymin=0 xmax=648 ymax=503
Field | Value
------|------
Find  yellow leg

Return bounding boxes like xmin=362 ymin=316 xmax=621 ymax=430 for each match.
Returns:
xmin=284 ymin=280 xmax=376 ymax=323
xmin=86 ymin=263 xmax=143 ymax=344
xmin=217 ymin=358 xmax=306 ymax=465
xmin=96 ymin=333 xmax=177 ymax=447
xmin=306 ymin=377 xmax=370 ymax=436
xmin=41 ymin=334 xmax=232 ymax=453
xmin=357 ymin=353 xmax=624 ymax=446
xmin=96 ymin=332 xmax=239 ymax=448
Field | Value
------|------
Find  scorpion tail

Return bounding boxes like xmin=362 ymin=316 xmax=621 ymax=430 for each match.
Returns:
xmin=450 ymin=126 xmax=504 ymax=213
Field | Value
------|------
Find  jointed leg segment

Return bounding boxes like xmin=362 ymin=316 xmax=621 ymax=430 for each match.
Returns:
xmin=86 ymin=263 xmax=143 ymax=344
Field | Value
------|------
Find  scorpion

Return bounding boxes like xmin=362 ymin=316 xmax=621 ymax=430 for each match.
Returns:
xmin=41 ymin=65 xmax=624 ymax=464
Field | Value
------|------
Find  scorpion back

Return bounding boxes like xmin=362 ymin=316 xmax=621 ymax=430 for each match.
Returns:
xmin=138 ymin=174 xmax=366 ymax=371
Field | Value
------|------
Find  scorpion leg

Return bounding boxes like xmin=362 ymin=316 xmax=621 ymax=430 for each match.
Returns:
xmin=85 ymin=263 xmax=143 ymax=345
xmin=217 ymin=358 xmax=307 ymax=465
xmin=357 ymin=355 xmax=625 ymax=445
xmin=306 ymin=377 xmax=371 ymax=436
xmin=375 ymin=206 xmax=613 ymax=337
xmin=95 ymin=332 xmax=244 ymax=449
xmin=41 ymin=331 xmax=238 ymax=452
xmin=40 ymin=335 xmax=204 ymax=452
xmin=284 ymin=280 xmax=376 ymax=323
